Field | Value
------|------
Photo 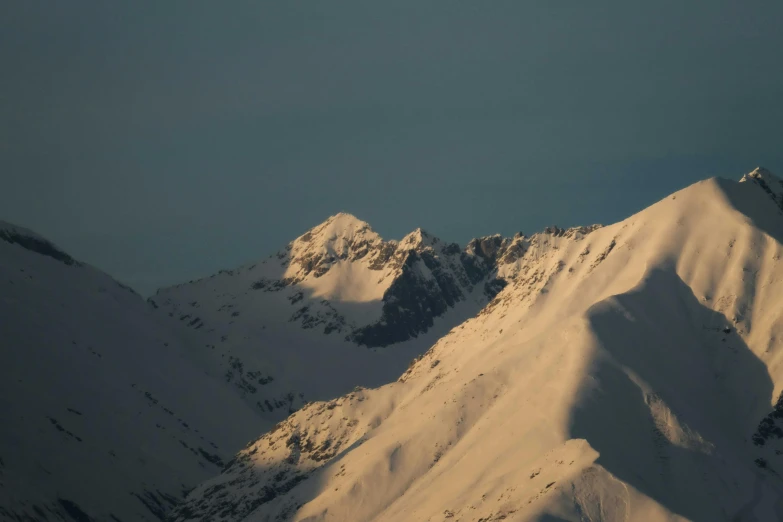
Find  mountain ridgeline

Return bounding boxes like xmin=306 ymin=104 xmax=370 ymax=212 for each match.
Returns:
xmin=151 ymin=213 xmax=600 ymax=349
xmin=5 ymin=168 xmax=783 ymax=521
xmin=144 ymin=214 xmax=601 ymax=432
xmin=0 ymin=203 xmax=599 ymax=521
xmin=169 ymin=168 xmax=783 ymax=522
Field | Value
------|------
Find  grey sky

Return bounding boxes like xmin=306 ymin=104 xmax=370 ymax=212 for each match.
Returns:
xmin=2 ymin=2 xmax=781 ymax=295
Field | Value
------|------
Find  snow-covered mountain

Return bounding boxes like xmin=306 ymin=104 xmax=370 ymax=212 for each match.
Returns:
xmin=169 ymin=168 xmax=783 ymax=522
xmin=149 ymin=213 xmax=593 ymax=419
xmin=0 ymin=210 xmax=597 ymax=521
xmin=0 ymin=222 xmax=270 ymax=521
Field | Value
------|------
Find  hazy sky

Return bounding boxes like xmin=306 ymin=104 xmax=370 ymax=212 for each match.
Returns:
xmin=2 ymin=2 xmax=782 ymax=295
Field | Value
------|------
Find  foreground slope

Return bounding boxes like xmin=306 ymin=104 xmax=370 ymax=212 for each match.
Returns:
xmin=149 ymin=214 xmax=588 ymax=421
xmin=171 ymin=169 xmax=783 ymax=521
xmin=0 ymin=223 xmax=267 ymax=521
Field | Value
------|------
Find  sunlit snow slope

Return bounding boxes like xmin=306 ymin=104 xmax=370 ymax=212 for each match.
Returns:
xmin=0 ymin=206 xmax=595 ymax=522
xmin=170 ymin=169 xmax=783 ymax=522
xmin=148 ymin=213 xmax=556 ymax=420
xmin=0 ymin=223 xmax=268 ymax=521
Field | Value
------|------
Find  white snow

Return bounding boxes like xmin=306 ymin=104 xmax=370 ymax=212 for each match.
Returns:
xmin=0 ymin=226 xmax=269 ymax=521
xmin=8 ymin=168 xmax=783 ymax=522
xmin=170 ymin=170 xmax=783 ymax=522
xmin=147 ymin=212 xmax=516 ymax=421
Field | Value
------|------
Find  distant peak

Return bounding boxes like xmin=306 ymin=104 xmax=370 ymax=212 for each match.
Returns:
xmin=411 ymin=227 xmax=433 ymax=238
xmin=290 ymin=212 xmax=380 ymax=258
xmin=399 ymin=227 xmax=439 ymax=249
xmin=739 ymin=167 xmax=783 ymax=210
xmin=327 ymin=211 xmax=365 ymax=224
xmin=741 ymin=167 xmax=780 ymax=184
xmin=300 ymin=212 xmax=374 ymax=238
xmin=750 ymin=166 xmax=774 ymax=176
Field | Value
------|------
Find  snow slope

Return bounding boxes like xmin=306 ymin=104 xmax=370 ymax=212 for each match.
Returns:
xmin=0 ymin=223 xmax=269 ymax=521
xmin=170 ymin=169 xmax=783 ymax=521
xmin=148 ymin=214 xmax=586 ymax=422
xmin=0 ymin=209 xmax=598 ymax=522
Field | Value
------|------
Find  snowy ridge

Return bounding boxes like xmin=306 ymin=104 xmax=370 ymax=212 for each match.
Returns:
xmin=148 ymin=215 xmax=599 ymax=429
xmin=169 ymin=170 xmax=783 ymax=522
xmin=0 ymin=229 xmax=269 ymax=521
xmin=0 ymin=220 xmax=79 ymax=267
xmin=0 ymin=216 xmax=600 ymax=520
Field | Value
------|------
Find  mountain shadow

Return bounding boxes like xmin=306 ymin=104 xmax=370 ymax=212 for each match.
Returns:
xmin=718 ymin=176 xmax=783 ymax=247
xmin=569 ymin=266 xmax=783 ymax=521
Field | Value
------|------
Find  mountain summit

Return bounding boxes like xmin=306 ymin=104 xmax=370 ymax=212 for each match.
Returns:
xmin=169 ymin=169 xmax=783 ymax=522
xmin=148 ymin=212 xmax=599 ymax=425
xmin=740 ymin=166 xmax=783 ymax=210
xmin=5 ymin=168 xmax=783 ymax=521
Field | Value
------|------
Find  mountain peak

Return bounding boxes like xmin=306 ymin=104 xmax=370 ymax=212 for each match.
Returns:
xmin=324 ymin=212 xmax=369 ymax=228
xmin=280 ymin=213 xmax=384 ymax=279
xmin=399 ymin=227 xmax=439 ymax=249
xmin=741 ymin=166 xmax=779 ymax=183
xmin=739 ymin=167 xmax=783 ymax=210
xmin=295 ymin=213 xmax=377 ymax=247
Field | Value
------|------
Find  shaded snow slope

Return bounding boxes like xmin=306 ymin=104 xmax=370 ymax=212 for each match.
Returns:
xmin=0 ymin=223 xmax=269 ymax=521
xmin=149 ymin=214 xmax=598 ymax=424
xmin=741 ymin=166 xmax=783 ymax=212
xmin=0 ymin=220 xmax=78 ymax=266
xmin=170 ymin=171 xmax=783 ymax=521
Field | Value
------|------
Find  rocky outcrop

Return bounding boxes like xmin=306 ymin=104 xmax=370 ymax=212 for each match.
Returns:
xmin=350 ymin=234 xmax=511 ymax=347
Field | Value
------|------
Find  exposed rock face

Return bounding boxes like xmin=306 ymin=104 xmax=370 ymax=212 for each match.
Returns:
xmin=351 ymin=250 xmax=462 ymax=347
xmin=230 ymin=215 xmax=604 ymax=349
xmin=348 ymin=229 xmax=511 ymax=348
xmin=147 ymin=214 xmax=604 ymax=452
xmin=166 ymin=169 xmax=783 ymax=522
xmin=752 ymin=390 xmax=783 ymax=447
xmin=288 ymin=219 xmax=603 ymax=348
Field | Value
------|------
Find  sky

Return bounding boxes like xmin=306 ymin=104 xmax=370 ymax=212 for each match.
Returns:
xmin=2 ymin=2 xmax=782 ymax=296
